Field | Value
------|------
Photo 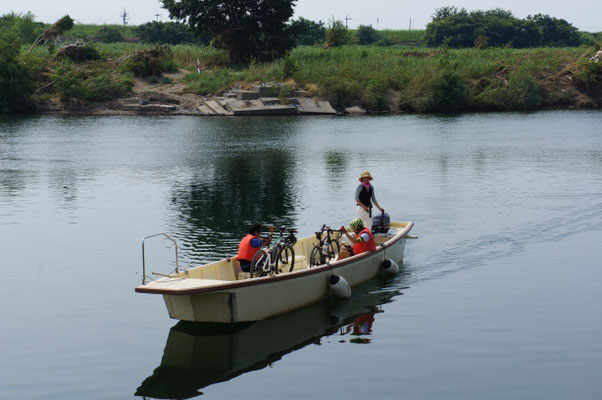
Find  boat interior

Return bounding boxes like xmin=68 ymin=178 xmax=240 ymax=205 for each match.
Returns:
xmin=147 ymin=222 xmax=410 ymax=284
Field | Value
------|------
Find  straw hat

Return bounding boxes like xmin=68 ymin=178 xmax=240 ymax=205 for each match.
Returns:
xmin=359 ymin=171 xmax=373 ymax=181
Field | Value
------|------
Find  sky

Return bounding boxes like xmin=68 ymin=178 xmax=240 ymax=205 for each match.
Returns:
xmin=2 ymin=0 xmax=601 ymax=32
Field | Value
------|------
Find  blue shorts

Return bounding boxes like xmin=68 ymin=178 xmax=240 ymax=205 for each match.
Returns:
xmin=239 ymin=260 xmax=252 ymax=272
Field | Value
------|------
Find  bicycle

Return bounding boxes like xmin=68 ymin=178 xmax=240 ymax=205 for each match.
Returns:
xmin=250 ymin=225 xmax=297 ymax=278
xmin=309 ymin=224 xmax=340 ymax=267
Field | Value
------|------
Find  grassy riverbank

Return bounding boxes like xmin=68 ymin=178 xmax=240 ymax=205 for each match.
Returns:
xmin=7 ymin=41 xmax=602 ymax=114
xmin=182 ymin=45 xmax=602 ymax=112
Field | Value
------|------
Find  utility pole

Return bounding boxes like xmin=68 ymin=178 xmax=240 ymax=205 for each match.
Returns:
xmin=345 ymin=15 xmax=352 ymax=28
xmin=409 ymin=18 xmax=412 ymax=30
xmin=121 ymin=8 xmax=128 ymax=25
xmin=376 ymin=17 xmax=379 ymax=29
xmin=155 ymin=13 xmax=161 ymax=22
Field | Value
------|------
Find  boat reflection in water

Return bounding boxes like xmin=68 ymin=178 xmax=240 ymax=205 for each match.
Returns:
xmin=135 ymin=275 xmax=408 ymax=399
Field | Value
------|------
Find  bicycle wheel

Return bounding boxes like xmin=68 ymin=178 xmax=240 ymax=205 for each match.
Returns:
xmin=250 ymin=249 xmax=269 ymax=278
xmin=275 ymin=244 xmax=295 ymax=273
xmin=326 ymin=240 xmax=340 ymax=262
xmin=309 ymin=245 xmax=323 ymax=267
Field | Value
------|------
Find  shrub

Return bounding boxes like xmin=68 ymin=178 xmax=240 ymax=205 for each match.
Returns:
xmin=51 ymin=62 xmax=88 ymax=101
xmin=84 ymin=73 xmax=133 ymax=101
xmin=400 ymin=66 xmax=471 ymax=112
xmin=474 ymin=35 xmax=489 ymax=49
xmin=508 ymin=67 xmax=541 ymax=108
xmin=119 ymin=45 xmax=176 ymax=77
xmin=572 ymin=58 xmax=602 ymax=91
xmin=356 ymin=25 xmax=379 ymax=45
xmin=571 ymin=55 xmax=602 ymax=106
xmin=94 ymin=26 xmax=123 ymax=43
xmin=0 ymin=12 xmax=44 ymax=44
xmin=0 ymin=31 xmax=36 ymax=113
xmin=324 ymin=19 xmax=350 ymax=48
xmin=56 ymin=42 xmax=101 ymax=62
xmin=282 ymin=52 xmax=297 ymax=78
xmin=474 ymin=67 xmax=541 ymax=109
xmin=51 ymin=61 xmax=133 ymax=102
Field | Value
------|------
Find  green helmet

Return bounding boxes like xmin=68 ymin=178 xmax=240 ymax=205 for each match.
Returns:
xmin=350 ymin=218 xmax=364 ymax=229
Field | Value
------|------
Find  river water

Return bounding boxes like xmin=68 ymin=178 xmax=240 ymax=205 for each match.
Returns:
xmin=1 ymin=111 xmax=601 ymax=399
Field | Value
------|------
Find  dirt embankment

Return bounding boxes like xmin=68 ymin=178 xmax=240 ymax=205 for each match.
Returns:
xmin=36 ymin=69 xmax=205 ymax=115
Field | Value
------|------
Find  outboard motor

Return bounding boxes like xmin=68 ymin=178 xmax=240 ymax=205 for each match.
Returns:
xmin=329 ymin=274 xmax=351 ymax=298
xmin=372 ymin=211 xmax=390 ymax=234
xmin=382 ymin=258 xmax=399 ymax=274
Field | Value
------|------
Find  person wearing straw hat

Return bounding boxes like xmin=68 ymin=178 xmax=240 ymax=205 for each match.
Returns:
xmin=355 ymin=171 xmax=384 ymax=231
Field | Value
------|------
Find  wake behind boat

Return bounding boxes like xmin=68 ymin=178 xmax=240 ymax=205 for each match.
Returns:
xmin=135 ymin=221 xmax=415 ymax=323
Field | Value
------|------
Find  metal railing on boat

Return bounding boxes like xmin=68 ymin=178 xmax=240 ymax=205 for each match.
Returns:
xmin=141 ymin=233 xmax=179 ymax=284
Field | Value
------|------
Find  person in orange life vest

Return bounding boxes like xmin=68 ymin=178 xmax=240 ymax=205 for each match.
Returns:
xmin=340 ymin=218 xmax=376 ymax=256
xmin=236 ymin=223 xmax=274 ymax=272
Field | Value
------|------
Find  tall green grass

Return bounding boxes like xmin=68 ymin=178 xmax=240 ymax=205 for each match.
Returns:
xmin=95 ymin=43 xmax=228 ymax=68
xmin=19 ymin=33 xmax=593 ymax=111
xmin=183 ymin=45 xmax=584 ymax=111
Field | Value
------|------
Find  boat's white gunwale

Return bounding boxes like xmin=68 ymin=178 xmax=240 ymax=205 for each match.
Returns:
xmin=135 ymin=221 xmax=413 ymax=295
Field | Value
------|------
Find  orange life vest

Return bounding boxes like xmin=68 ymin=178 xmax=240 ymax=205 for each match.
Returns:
xmin=353 ymin=228 xmax=376 ymax=255
xmin=237 ymin=234 xmax=261 ymax=261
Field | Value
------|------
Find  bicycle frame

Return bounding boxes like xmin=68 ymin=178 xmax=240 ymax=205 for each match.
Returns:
xmin=310 ymin=224 xmax=340 ymax=267
xmin=252 ymin=225 xmax=297 ymax=276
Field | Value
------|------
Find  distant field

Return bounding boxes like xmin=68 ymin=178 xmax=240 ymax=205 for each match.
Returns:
xmin=346 ymin=29 xmax=425 ymax=45
xmin=379 ymin=29 xmax=425 ymax=44
xmin=60 ymin=24 xmax=137 ymax=39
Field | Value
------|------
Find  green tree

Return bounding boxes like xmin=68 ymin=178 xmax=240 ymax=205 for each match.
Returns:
xmin=356 ymin=24 xmax=379 ymax=45
xmin=0 ymin=12 xmax=44 ymax=44
xmin=94 ymin=26 xmax=123 ymax=43
xmin=425 ymin=8 xmax=476 ymax=47
xmin=426 ymin=7 xmax=584 ymax=48
xmin=527 ymin=14 xmax=581 ymax=46
xmin=0 ymin=31 xmax=35 ymax=113
xmin=161 ymin=0 xmax=296 ymax=64
xmin=324 ymin=19 xmax=350 ymax=48
xmin=289 ymin=17 xmax=325 ymax=45
xmin=134 ymin=21 xmax=197 ymax=45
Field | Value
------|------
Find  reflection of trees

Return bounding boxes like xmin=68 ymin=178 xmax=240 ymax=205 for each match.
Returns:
xmin=325 ymin=152 xmax=346 ymax=174
xmin=0 ymin=170 xmax=28 ymax=198
xmin=0 ymin=116 xmax=31 ymax=199
xmin=169 ymin=150 xmax=298 ymax=263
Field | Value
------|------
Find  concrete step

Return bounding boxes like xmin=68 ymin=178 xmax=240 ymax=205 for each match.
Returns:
xmin=235 ymin=90 xmax=260 ymax=100
xmin=298 ymin=98 xmax=336 ymax=115
xmin=204 ymin=100 xmax=232 ymax=115
xmin=345 ymin=106 xmax=367 ymax=114
xmin=226 ymin=99 xmax=297 ymax=115
xmin=259 ymin=97 xmax=280 ymax=105
xmin=196 ymin=105 xmax=215 ymax=115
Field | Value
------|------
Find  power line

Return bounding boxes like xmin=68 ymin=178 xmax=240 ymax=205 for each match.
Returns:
xmin=345 ymin=15 xmax=353 ymax=28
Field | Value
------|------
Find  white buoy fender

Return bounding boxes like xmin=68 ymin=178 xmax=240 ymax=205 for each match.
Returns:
xmin=382 ymin=259 xmax=399 ymax=274
xmin=329 ymin=274 xmax=351 ymax=298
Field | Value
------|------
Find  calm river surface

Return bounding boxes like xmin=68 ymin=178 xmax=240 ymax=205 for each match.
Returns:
xmin=1 ymin=111 xmax=601 ymax=399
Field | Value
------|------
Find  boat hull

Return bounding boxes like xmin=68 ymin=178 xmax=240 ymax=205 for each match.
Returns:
xmin=161 ymin=233 xmax=408 ymax=323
